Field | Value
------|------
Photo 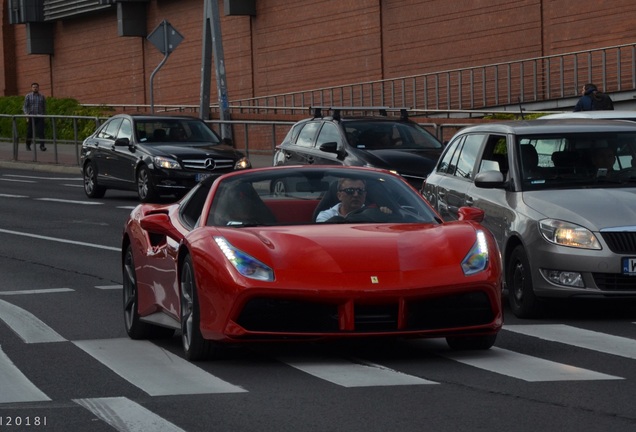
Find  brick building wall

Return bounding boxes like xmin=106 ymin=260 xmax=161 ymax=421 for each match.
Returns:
xmin=3 ymin=0 xmax=636 ymax=108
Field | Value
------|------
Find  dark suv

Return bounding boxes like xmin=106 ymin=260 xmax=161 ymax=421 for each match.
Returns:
xmin=272 ymin=107 xmax=443 ymax=189
xmin=80 ymin=114 xmax=251 ymax=202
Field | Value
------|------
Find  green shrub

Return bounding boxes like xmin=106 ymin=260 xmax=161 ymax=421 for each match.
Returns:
xmin=0 ymin=96 xmax=113 ymax=141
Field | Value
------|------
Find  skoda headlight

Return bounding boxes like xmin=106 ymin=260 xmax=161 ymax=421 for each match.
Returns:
xmin=234 ymin=157 xmax=252 ymax=170
xmin=153 ymin=156 xmax=180 ymax=170
xmin=214 ymin=236 xmax=274 ymax=281
xmin=461 ymin=230 xmax=489 ymax=275
xmin=539 ymin=219 xmax=601 ymax=250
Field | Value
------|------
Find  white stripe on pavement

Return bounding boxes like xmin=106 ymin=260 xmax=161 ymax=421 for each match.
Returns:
xmin=279 ymin=356 xmax=437 ymax=387
xmin=0 ymin=299 xmax=66 ymax=343
xmin=94 ymin=285 xmax=123 ymax=290
xmin=506 ymin=324 xmax=636 ymax=360
xmin=0 ymin=228 xmax=119 ymax=251
xmin=35 ymin=198 xmax=102 ymax=205
xmin=441 ymin=346 xmax=621 ymax=382
xmin=74 ymin=338 xmax=246 ymax=396
xmin=0 ymin=346 xmax=51 ymax=403
xmin=74 ymin=397 xmax=186 ymax=432
xmin=0 ymin=288 xmax=74 ymax=296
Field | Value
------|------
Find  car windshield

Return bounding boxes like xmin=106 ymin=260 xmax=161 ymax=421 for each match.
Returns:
xmin=206 ymin=168 xmax=440 ymax=227
xmin=344 ymin=121 xmax=442 ymax=150
xmin=517 ymin=132 xmax=636 ymax=190
xmin=135 ymin=119 xmax=221 ymax=144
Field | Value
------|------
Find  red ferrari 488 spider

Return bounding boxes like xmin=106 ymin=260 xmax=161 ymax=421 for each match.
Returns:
xmin=122 ymin=166 xmax=503 ymax=360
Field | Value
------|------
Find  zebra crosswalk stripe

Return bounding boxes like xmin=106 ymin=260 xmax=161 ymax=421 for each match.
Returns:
xmin=0 ymin=346 xmax=50 ymax=403
xmin=74 ymin=397 xmax=186 ymax=432
xmin=506 ymin=324 xmax=636 ymax=360
xmin=74 ymin=338 xmax=247 ymax=396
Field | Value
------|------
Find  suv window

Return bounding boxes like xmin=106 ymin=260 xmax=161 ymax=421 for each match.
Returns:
xmin=296 ymin=122 xmax=320 ymax=148
xmin=98 ymin=118 xmax=123 ymax=140
xmin=316 ymin=123 xmax=341 ymax=148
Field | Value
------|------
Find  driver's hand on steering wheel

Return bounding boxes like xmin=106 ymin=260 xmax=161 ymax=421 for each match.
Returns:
xmin=379 ymin=206 xmax=392 ymax=214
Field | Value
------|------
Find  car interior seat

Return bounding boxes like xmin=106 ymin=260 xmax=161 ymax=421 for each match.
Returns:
xmin=152 ymin=129 xmax=167 ymax=141
xmin=212 ymin=181 xmax=277 ymax=226
xmin=312 ymin=180 xmax=340 ymax=221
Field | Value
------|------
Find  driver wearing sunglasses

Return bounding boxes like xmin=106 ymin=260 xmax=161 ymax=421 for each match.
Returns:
xmin=316 ymin=178 xmax=391 ymax=222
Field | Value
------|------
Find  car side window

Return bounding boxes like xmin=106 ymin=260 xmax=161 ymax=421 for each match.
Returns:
xmin=98 ymin=118 xmax=123 ymax=140
xmin=315 ymin=123 xmax=341 ymax=148
xmin=437 ymin=136 xmax=462 ymax=174
xmin=295 ymin=122 xmax=320 ymax=148
xmin=479 ymin=135 xmax=508 ymax=177
xmin=117 ymin=119 xmax=133 ymax=141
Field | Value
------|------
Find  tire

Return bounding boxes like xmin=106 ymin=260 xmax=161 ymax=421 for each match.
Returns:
xmin=507 ymin=245 xmax=543 ymax=318
xmin=180 ymin=254 xmax=214 ymax=361
xmin=83 ymin=161 xmax=106 ymax=198
xmin=123 ymin=244 xmax=174 ymax=339
xmin=137 ymin=165 xmax=158 ymax=202
xmin=446 ymin=334 xmax=497 ymax=350
xmin=271 ymin=179 xmax=287 ymax=196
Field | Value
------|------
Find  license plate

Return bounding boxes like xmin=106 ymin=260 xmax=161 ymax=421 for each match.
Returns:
xmin=622 ymin=257 xmax=636 ymax=275
xmin=196 ymin=173 xmax=212 ymax=182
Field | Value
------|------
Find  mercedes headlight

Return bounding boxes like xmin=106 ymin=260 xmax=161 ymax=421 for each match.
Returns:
xmin=153 ymin=156 xmax=181 ymax=170
xmin=539 ymin=219 xmax=601 ymax=250
xmin=235 ymin=157 xmax=252 ymax=170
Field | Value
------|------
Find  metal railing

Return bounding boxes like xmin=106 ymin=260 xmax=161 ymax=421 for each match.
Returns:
xmin=229 ymin=43 xmax=636 ymax=114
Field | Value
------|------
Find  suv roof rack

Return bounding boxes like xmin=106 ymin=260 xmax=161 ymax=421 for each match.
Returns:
xmin=310 ymin=106 xmax=411 ymax=121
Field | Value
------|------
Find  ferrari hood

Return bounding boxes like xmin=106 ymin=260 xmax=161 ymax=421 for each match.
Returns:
xmin=522 ymin=187 xmax=636 ymax=230
xmin=215 ymin=222 xmax=481 ymax=275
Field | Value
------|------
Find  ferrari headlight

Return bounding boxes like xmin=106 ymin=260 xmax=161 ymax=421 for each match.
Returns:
xmin=461 ymin=230 xmax=489 ymax=275
xmin=539 ymin=219 xmax=601 ymax=250
xmin=234 ymin=157 xmax=252 ymax=170
xmin=153 ymin=156 xmax=181 ymax=169
xmin=214 ymin=236 xmax=274 ymax=281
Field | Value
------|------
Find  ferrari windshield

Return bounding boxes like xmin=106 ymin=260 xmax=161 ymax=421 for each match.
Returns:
xmin=517 ymin=132 xmax=636 ymax=190
xmin=135 ymin=119 xmax=221 ymax=144
xmin=206 ymin=168 xmax=440 ymax=227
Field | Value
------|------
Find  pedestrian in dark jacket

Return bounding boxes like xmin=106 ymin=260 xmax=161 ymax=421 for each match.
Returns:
xmin=573 ymin=83 xmax=598 ymax=112
xmin=23 ymin=82 xmax=47 ymax=151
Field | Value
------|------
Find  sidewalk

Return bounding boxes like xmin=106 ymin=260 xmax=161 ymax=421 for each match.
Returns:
xmin=0 ymin=141 xmax=274 ymax=174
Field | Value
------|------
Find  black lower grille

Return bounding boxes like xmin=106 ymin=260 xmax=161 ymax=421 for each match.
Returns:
xmin=237 ymin=298 xmax=339 ymax=332
xmin=407 ymin=292 xmax=494 ymax=329
xmin=592 ymin=273 xmax=636 ymax=291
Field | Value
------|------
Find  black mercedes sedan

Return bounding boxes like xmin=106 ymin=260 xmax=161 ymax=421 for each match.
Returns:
xmin=80 ymin=114 xmax=251 ymax=202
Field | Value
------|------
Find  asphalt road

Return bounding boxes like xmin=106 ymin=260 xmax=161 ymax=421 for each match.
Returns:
xmin=1 ymin=166 xmax=636 ymax=432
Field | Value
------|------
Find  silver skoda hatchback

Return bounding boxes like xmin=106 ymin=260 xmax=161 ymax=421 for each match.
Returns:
xmin=422 ymin=119 xmax=636 ymax=318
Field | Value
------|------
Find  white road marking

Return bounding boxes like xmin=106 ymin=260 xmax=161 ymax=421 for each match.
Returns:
xmin=441 ymin=346 xmax=621 ymax=382
xmin=0 ymin=193 xmax=28 ymax=198
xmin=0 ymin=346 xmax=51 ymax=403
xmin=117 ymin=206 xmax=137 ymax=210
xmin=74 ymin=397 xmax=186 ymax=432
xmin=506 ymin=324 xmax=636 ymax=360
xmin=0 ymin=299 xmax=66 ymax=343
xmin=3 ymin=174 xmax=80 ymax=181
xmin=0 ymin=178 xmax=36 ymax=183
xmin=0 ymin=288 xmax=74 ymax=296
xmin=279 ymin=355 xmax=437 ymax=387
xmin=0 ymin=228 xmax=119 ymax=251
xmin=64 ymin=184 xmax=84 ymax=188
xmin=35 ymin=198 xmax=102 ymax=205
xmin=95 ymin=285 xmax=123 ymax=290
xmin=74 ymin=338 xmax=247 ymax=396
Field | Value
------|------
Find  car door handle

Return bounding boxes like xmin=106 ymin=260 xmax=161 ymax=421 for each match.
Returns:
xmin=307 ymin=156 xmax=315 ymax=164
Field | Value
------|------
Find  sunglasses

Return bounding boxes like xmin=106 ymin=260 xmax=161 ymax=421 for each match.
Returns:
xmin=339 ymin=187 xmax=366 ymax=196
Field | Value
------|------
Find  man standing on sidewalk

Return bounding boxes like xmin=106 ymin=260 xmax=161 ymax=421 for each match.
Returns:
xmin=23 ymin=82 xmax=47 ymax=151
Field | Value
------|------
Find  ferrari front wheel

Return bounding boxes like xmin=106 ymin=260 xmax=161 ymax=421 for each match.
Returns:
xmin=123 ymin=245 xmax=174 ymax=339
xmin=180 ymin=254 xmax=213 ymax=361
